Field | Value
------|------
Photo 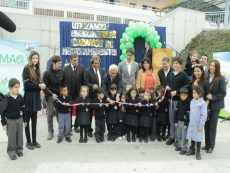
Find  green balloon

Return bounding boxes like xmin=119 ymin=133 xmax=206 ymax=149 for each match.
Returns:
xmin=152 ymin=31 xmax=158 ymax=37
xmin=150 ymin=42 xmax=155 ymax=48
xmin=120 ymin=38 xmax=124 ymax=44
xmin=122 ymin=49 xmax=127 ymax=56
xmin=132 ymin=56 xmax=135 ymax=61
xmin=128 ymin=21 xmax=135 ymax=27
xmin=125 ymin=42 xmax=132 ymax=48
xmin=120 ymin=55 xmax=125 ymax=61
xmin=125 ymin=27 xmax=130 ymax=33
xmin=127 ymin=31 xmax=133 ymax=37
xmin=119 ymin=44 xmax=126 ymax=50
xmin=129 ymin=37 xmax=134 ymax=43
xmin=156 ymin=42 xmax=162 ymax=48
xmin=154 ymin=36 xmax=160 ymax=43
xmin=122 ymin=33 xmax=128 ymax=38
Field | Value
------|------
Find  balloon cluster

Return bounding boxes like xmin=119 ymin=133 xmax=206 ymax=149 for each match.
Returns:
xmin=119 ymin=21 xmax=162 ymax=61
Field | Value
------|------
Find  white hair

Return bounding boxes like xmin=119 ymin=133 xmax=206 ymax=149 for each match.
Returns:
xmin=109 ymin=64 xmax=118 ymax=71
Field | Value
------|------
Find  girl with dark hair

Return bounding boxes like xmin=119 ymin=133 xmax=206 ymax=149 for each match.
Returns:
xmin=22 ymin=51 xmax=46 ymax=150
xmin=184 ymin=50 xmax=199 ymax=80
xmin=125 ymin=87 xmax=139 ymax=142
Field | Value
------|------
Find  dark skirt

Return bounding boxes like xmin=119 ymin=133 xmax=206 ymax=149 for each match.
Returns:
xmin=77 ymin=112 xmax=90 ymax=125
xmin=24 ymin=91 xmax=41 ymax=112
xmin=126 ymin=113 xmax=139 ymax=127
xmin=107 ymin=110 xmax=118 ymax=124
xmin=139 ymin=116 xmax=152 ymax=127
xmin=157 ymin=112 xmax=169 ymax=125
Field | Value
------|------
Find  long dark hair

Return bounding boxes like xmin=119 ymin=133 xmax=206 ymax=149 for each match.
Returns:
xmin=141 ymin=57 xmax=153 ymax=72
xmin=126 ymin=87 xmax=138 ymax=99
xmin=190 ymin=65 xmax=205 ymax=84
xmin=206 ymin=59 xmax=222 ymax=85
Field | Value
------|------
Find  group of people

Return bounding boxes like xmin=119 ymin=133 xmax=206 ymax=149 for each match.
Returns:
xmin=1 ymin=42 xmax=226 ymax=161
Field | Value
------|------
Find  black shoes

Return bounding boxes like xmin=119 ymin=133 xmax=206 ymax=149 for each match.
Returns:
xmin=196 ymin=153 xmax=201 ymax=160
xmin=107 ymin=135 xmax=112 ymax=141
xmin=186 ymin=149 xmax=196 ymax=156
xmin=132 ymin=136 xmax=136 ymax=142
xmin=144 ymin=138 xmax=148 ymax=143
xmin=206 ymin=148 xmax=213 ymax=153
xmin=10 ymin=155 xmax=17 ymax=160
xmin=111 ymin=136 xmax=116 ymax=142
xmin=175 ymin=146 xmax=181 ymax=151
xmin=166 ymin=138 xmax=175 ymax=145
xmin=33 ymin=141 xmax=41 ymax=148
xmin=100 ymin=137 xmax=105 ymax=142
xmin=83 ymin=137 xmax=88 ymax=143
xmin=161 ymin=136 xmax=167 ymax=141
xmin=17 ymin=152 xmax=23 ymax=157
xmin=150 ymin=137 xmax=155 ymax=142
xmin=65 ymin=137 xmax=72 ymax=142
xmin=179 ymin=150 xmax=186 ymax=155
xmin=139 ymin=138 xmax=143 ymax=143
xmin=79 ymin=137 xmax=83 ymax=143
xmin=174 ymin=140 xmax=178 ymax=147
xmin=202 ymin=146 xmax=208 ymax=150
xmin=26 ymin=142 xmax=35 ymax=150
xmin=96 ymin=138 xmax=101 ymax=143
xmin=75 ymin=127 xmax=80 ymax=133
xmin=127 ymin=136 xmax=131 ymax=142
xmin=158 ymin=137 xmax=162 ymax=142
xmin=57 ymin=138 xmax=62 ymax=143
xmin=88 ymin=132 xmax=93 ymax=137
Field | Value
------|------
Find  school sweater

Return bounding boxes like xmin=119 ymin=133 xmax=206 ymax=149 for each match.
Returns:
xmin=107 ymin=94 xmax=119 ymax=111
xmin=1 ymin=93 xmax=27 ymax=126
xmin=125 ymin=97 xmax=139 ymax=114
xmin=168 ymin=71 xmax=188 ymax=101
xmin=55 ymin=95 xmax=72 ymax=113
xmin=184 ymin=60 xmax=200 ymax=76
xmin=93 ymin=98 xmax=107 ymax=120
xmin=140 ymin=100 xmax=154 ymax=117
xmin=174 ymin=98 xmax=190 ymax=126
xmin=76 ymin=97 xmax=92 ymax=113
xmin=156 ymin=97 xmax=169 ymax=113
xmin=151 ymin=99 xmax=158 ymax=117
xmin=118 ymin=104 xmax=126 ymax=120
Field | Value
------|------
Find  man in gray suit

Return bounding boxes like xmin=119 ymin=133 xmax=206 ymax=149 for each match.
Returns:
xmin=118 ymin=48 xmax=139 ymax=91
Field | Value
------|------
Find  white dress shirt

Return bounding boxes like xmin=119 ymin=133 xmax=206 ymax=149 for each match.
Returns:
xmin=94 ymin=68 xmax=101 ymax=87
xmin=126 ymin=60 xmax=132 ymax=76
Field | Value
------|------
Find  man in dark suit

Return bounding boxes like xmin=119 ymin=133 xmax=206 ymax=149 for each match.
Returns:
xmin=84 ymin=55 xmax=105 ymax=137
xmin=200 ymin=55 xmax=209 ymax=73
xmin=63 ymin=54 xmax=84 ymax=133
xmin=142 ymin=41 xmax=153 ymax=63
xmin=102 ymin=64 xmax=122 ymax=103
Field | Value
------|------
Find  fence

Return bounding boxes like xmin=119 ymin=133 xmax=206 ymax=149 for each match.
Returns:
xmin=205 ymin=11 xmax=230 ymax=29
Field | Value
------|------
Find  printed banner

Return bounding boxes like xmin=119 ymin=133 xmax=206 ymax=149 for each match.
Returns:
xmin=213 ymin=52 xmax=230 ymax=117
xmin=0 ymin=39 xmax=38 ymax=95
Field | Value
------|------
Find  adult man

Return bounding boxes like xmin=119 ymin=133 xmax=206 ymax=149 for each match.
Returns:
xmin=63 ymin=54 xmax=84 ymax=133
xmin=118 ymin=48 xmax=139 ymax=90
xmin=102 ymin=64 xmax=122 ymax=102
xmin=43 ymin=55 xmax=64 ymax=140
xmin=200 ymin=55 xmax=208 ymax=73
xmin=84 ymin=56 xmax=105 ymax=137
xmin=142 ymin=41 xmax=152 ymax=63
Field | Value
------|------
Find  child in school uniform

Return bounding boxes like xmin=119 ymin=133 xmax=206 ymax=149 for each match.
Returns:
xmin=107 ymin=84 xmax=119 ymax=141
xmin=117 ymin=91 xmax=127 ymax=141
xmin=93 ymin=87 xmax=109 ymax=143
xmin=76 ymin=86 xmax=91 ymax=143
xmin=149 ymin=87 xmax=158 ymax=141
xmin=174 ymin=86 xmax=190 ymax=155
xmin=156 ymin=85 xmax=169 ymax=142
xmin=1 ymin=78 xmax=27 ymax=160
xmin=186 ymin=86 xmax=207 ymax=160
xmin=125 ymin=87 xmax=139 ymax=142
xmin=136 ymin=88 xmax=145 ymax=138
xmin=55 ymin=84 xmax=72 ymax=144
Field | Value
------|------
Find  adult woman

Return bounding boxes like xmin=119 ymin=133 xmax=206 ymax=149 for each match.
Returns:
xmin=203 ymin=59 xmax=226 ymax=153
xmin=136 ymin=58 xmax=160 ymax=90
xmin=22 ymin=51 xmax=46 ymax=150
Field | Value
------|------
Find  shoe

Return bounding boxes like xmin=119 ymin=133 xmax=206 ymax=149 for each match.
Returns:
xmin=111 ymin=136 xmax=116 ymax=142
xmin=150 ymin=137 xmax=155 ymax=142
xmin=161 ymin=136 xmax=167 ymax=141
xmin=166 ymin=138 xmax=175 ymax=145
xmin=202 ymin=146 xmax=208 ymax=150
xmin=158 ymin=137 xmax=162 ymax=142
xmin=196 ymin=153 xmax=201 ymax=160
xmin=175 ymin=147 xmax=181 ymax=151
xmin=96 ymin=139 xmax=101 ymax=143
xmin=118 ymin=137 xmax=122 ymax=141
xmin=107 ymin=135 xmax=112 ymax=141
xmin=26 ymin=142 xmax=35 ymax=150
xmin=79 ymin=137 xmax=83 ymax=143
xmin=139 ymin=138 xmax=143 ymax=143
xmin=10 ymin=155 xmax=17 ymax=160
xmin=166 ymin=134 xmax=170 ymax=139
xmin=33 ymin=141 xmax=41 ymax=148
xmin=122 ymin=135 xmax=126 ymax=140
xmin=74 ymin=127 xmax=80 ymax=133
xmin=144 ymin=138 xmax=148 ymax=143
xmin=127 ymin=136 xmax=131 ymax=142
xmin=179 ymin=150 xmax=186 ymax=155
xmin=206 ymin=148 xmax=213 ymax=153
xmin=47 ymin=133 xmax=53 ymax=140
xmin=57 ymin=138 xmax=62 ymax=143
xmin=88 ymin=132 xmax=93 ymax=137
xmin=100 ymin=137 xmax=105 ymax=142
xmin=65 ymin=137 xmax=72 ymax=142
xmin=132 ymin=136 xmax=136 ymax=142
xmin=83 ymin=137 xmax=88 ymax=143
xmin=17 ymin=152 xmax=23 ymax=157
xmin=186 ymin=149 xmax=196 ymax=156
xmin=174 ymin=140 xmax=178 ymax=147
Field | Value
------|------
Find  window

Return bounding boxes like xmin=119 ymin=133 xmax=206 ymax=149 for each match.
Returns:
xmin=129 ymin=3 xmax=135 ymax=8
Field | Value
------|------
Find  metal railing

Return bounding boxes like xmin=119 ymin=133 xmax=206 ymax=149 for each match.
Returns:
xmin=0 ymin=0 xmax=29 ymax=9
xmin=205 ymin=11 xmax=229 ymax=29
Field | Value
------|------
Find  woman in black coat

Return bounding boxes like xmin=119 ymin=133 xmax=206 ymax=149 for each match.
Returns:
xmin=203 ymin=59 xmax=226 ymax=153
xmin=22 ymin=51 xmax=46 ymax=150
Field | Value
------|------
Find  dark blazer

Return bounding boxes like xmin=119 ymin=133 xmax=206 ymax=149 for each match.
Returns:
xmin=102 ymin=72 xmax=122 ymax=99
xmin=63 ymin=64 xmax=84 ymax=98
xmin=142 ymin=47 xmax=153 ymax=62
xmin=84 ymin=66 xmax=105 ymax=99
xmin=209 ymin=77 xmax=226 ymax=111
xmin=189 ymin=79 xmax=210 ymax=101
xmin=158 ymin=67 xmax=174 ymax=88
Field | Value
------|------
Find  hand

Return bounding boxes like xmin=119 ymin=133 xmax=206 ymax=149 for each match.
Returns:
xmin=93 ymin=84 xmax=98 ymax=90
xmin=87 ymin=102 xmax=90 ymax=106
xmin=129 ymin=103 xmax=132 ymax=106
xmin=155 ymin=102 xmax=158 ymax=107
xmin=66 ymin=103 xmax=70 ymax=106
xmin=175 ymin=123 xmax=178 ymax=128
xmin=116 ymin=96 xmax=120 ymax=102
xmin=24 ymin=122 xmax=27 ymax=127
xmin=171 ymin=91 xmax=177 ymax=97
xmin=99 ymin=104 xmax=102 ymax=107
xmin=184 ymin=126 xmax=187 ymax=130
xmin=52 ymin=94 xmax=57 ymax=100
xmin=162 ymin=96 xmax=165 ymax=100
xmin=119 ymin=120 xmax=122 ymax=123
xmin=146 ymin=104 xmax=149 ymax=107
xmin=158 ymin=99 xmax=162 ymax=103
xmin=138 ymin=103 xmax=142 ymax=107
xmin=62 ymin=102 xmax=66 ymax=106
xmin=198 ymin=127 xmax=202 ymax=132
xmin=207 ymin=93 xmax=212 ymax=100
xmin=108 ymin=99 xmax=114 ymax=104
xmin=82 ymin=103 xmax=85 ymax=106
xmin=150 ymin=103 xmax=153 ymax=107
xmin=119 ymin=103 xmax=122 ymax=107
xmin=106 ymin=104 xmax=109 ymax=107
xmin=39 ymin=83 xmax=46 ymax=90
xmin=2 ymin=125 xmax=6 ymax=131
xmin=166 ymin=85 xmax=171 ymax=91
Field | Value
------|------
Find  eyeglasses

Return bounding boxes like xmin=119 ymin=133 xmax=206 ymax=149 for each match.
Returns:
xmin=127 ymin=54 xmax=132 ymax=57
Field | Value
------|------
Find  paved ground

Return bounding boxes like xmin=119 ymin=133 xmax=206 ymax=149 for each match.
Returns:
xmin=0 ymin=113 xmax=230 ymax=173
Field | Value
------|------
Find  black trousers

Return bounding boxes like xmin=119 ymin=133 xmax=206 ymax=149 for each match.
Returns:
xmin=157 ymin=122 xmax=167 ymax=137
xmin=204 ymin=110 xmax=220 ymax=149
xmin=191 ymin=140 xmax=201 ymax=153
xmin=127 ymin=125 xmax=136 ymax=137
xmin=88 ymin=109 xmax=94 ymax=133
xmin=107 ymin=124 xmax=117 ymax=137
xmin=117 ymin=120 xmax=126 ymax=137
xmin=25 ymin=111 xmax=38 ymax=143
xmin=80 ymin=125 xmax=88 ymax=138
xmin=95 ymin=119 xmax=105 ymax=139
xmin=140 ymin=126 xmax=149 ymax=138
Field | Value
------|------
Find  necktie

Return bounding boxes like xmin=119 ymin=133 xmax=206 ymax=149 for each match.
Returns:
xmin=73 ymin=67 xmax=76 ymax=71
xmin=111 ymin=78 xmax=113 ymax=83
xmin=95 ymin=69 xmax=100 ymax=86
